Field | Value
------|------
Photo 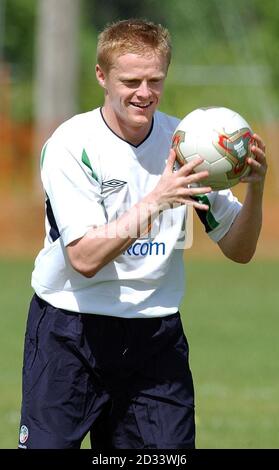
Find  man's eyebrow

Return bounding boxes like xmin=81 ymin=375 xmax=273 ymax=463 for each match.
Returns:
xmin=119 ymin=74 xmax=165 ymax=81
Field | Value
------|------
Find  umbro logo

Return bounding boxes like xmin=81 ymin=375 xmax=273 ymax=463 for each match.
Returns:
xmin=102 ymin=179 xmax=127 ymax=188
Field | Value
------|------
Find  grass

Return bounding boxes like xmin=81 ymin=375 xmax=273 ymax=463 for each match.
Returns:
xmin=0 ymin=259 xmax=34 ymax=449
xmin=182 ymin=258 xmax=279 ymax=448
xmin=0 ymin=257 xmax=278 ymax=449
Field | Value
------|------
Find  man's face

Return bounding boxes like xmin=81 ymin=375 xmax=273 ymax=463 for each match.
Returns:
xmin=96 ymin=52 xmax=168 ymax=140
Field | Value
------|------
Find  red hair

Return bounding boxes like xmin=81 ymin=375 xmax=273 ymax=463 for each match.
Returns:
xmin=97 ymin=19 xmax=172 ymax=72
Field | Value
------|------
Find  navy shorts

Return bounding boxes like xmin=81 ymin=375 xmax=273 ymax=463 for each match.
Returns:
xmin=19 ymin=294 xmax=195 ymax=449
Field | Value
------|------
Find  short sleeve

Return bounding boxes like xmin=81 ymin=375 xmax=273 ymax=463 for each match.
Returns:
xmin=41 ymin=137 xmax=107 ymax=246
xmin=195 ymin=189 xmax=242 ymax=242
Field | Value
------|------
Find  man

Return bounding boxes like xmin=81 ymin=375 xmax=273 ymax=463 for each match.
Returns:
xmin=18 ymin=19 xmax=267 ymax=449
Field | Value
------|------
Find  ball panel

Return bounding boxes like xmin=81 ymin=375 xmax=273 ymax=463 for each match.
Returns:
xmin=179 ymin=134 xmax=198 ymax=160
xmin=197 ymin=131 xmax=223 ymax=164
xmin=211 ymin=157 xmax=233 ymax=173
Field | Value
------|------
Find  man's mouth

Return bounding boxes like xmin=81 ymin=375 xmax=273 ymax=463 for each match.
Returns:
xmin=130 ymin=102 xmax=153 ymax=109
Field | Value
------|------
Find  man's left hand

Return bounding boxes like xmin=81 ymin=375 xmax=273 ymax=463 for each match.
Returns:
xmin=240 ymin=133 xmax=267 ymax=188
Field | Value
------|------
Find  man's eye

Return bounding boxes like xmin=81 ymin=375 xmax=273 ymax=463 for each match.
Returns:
xmin=123 ymin=80 xmax=139 ymax=87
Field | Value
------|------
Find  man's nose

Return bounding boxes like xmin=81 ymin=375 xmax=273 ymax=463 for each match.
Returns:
xmin=137 ymin=80 xmax=151 ymax=98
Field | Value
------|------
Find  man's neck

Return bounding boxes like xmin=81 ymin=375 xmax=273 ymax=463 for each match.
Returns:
xmin=101 ymin=106 xmax=153 ymax=146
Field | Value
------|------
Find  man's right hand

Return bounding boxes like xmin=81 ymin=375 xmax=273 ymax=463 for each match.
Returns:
xmin=145 ymin=148 xmax=212 ymax=211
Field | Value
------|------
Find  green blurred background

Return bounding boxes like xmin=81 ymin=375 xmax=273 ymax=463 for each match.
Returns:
xmin=0 ymin=0 xmax=278 ymax=449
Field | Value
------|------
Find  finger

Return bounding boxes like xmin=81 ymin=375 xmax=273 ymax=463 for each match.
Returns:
xmin=177 ymin=185 xmax=212 ymax=199
xmin=240 ymin=159 xmax=266 ymax=182
xmin=246 ymin=157 xmax=262 ymax=171
xmin=185 ymin=170 xmax=209 ymax=185
xmin=252 ymin=133 xmax=266 ymax=152
xmin=250 ymin=145 xmax=266 ymax=163
xmin=245 ymin=156 xmax=267 ymax=178
xmin=186 ymin=199 xmax=210 ymax=211
xmin=175 ymin=197 xmax=209 ymax=211
xmin=187 ymin=185 xmax=212 ymax=196
xmin=240 ymin=174 xmax=263 ymax=183
xmin=177 ymin=156 xmax=204 ymax=176
xmin=164 ymin=148 xmax=177 ymax=173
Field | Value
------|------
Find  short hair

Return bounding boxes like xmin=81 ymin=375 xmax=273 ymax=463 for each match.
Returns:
xmin=97 ymin=19 xmax=172 ymax=72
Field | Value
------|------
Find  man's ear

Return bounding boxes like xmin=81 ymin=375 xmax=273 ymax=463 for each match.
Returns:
xmin=96 ymin=64 xmax=106 ymax=88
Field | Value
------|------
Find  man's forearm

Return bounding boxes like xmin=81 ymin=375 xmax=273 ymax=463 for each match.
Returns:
xmin=218 ymin=184 xmax=264 ymax=263
xmin=67 ymin=196 xmax=159 ymax=277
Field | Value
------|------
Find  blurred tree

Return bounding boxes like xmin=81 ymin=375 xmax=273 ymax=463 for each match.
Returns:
xmin=3 ymin=0 xmax=36 ymax=76
xmin=34 ymin=0 xmax=81 ymax=190
xmin=34 ymin=0 xmax=80 ymax=130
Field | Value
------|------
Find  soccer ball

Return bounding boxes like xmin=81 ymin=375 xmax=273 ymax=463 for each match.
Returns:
xmin=172 ymin=106 xmax=255 ymax=191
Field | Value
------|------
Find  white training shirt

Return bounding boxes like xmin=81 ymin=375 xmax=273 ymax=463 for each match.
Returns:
xmin=32 ymin=108 xmax=242 ymax=318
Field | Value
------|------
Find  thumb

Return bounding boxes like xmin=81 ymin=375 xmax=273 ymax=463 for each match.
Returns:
xmin=164 ymin=148 xmax=177 ymax=173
